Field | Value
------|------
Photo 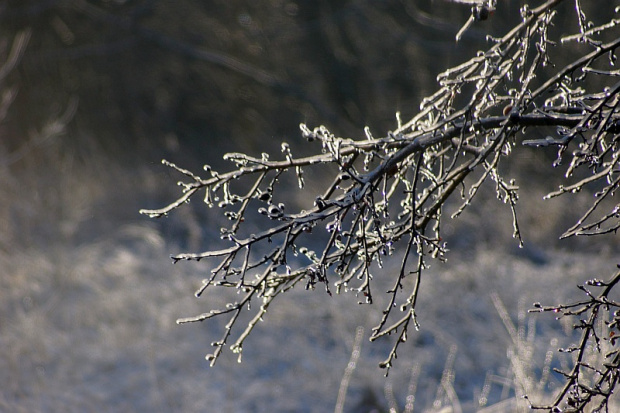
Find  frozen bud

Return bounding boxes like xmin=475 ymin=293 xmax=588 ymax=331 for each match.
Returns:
xmin=268 ymin=204 xmax=283 ymax=217
xmin=300 ymin=123 xmax=317 ymax=141
xmin=473 ymin=4 xmax=492 ymax=21
xmin=326 ymin=219 xmax=339 ymax=233
xmin=315 ymin=196 xmax=326 ymax=210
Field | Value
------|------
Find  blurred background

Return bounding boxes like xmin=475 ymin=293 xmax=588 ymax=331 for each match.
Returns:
xmin=1 ymin=1 xmax=618 ymax=412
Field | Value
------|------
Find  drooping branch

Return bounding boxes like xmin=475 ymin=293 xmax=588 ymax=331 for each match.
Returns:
xmin=141 ymin=3 xmax=620 ymax=404
xmin=529 ymin=269 xmax=620 ymax=412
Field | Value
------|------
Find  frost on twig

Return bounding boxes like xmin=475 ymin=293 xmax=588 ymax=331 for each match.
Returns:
xmin=529 ymin=269 xmax=620 ymax=412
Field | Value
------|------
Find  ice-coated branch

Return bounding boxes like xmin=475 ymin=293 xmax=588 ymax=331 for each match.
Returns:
xmin=143 ymin=1 xmax=620 ymax=403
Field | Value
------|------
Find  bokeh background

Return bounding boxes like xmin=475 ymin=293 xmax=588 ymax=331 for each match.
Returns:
xmin=1 ymin=1 xmax=618 ymax=412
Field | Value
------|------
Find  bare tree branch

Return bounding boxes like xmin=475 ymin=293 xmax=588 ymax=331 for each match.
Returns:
xmin=143 ymin=0 xmax=620 ymax=409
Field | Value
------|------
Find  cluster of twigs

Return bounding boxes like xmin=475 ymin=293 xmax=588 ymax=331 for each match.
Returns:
xmin=142 ymin=0 xmax=620 ymax=409
xmin=529 ymin=269 xmax=620 ymax=412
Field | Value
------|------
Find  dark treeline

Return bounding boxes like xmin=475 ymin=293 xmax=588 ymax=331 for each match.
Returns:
xmin=3 ymin=0 xmax=532 ymax=165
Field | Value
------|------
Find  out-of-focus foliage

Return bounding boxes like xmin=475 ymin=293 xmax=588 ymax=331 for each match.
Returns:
xmin=4 ymin=0 xmax=607 ymax=250
xmin=1 ymin=0 xmax=520 ymax=161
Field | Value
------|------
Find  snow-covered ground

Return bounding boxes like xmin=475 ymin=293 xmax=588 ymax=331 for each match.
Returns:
xmin=2 ymin=134 xmax=619 ymax=412
xmin=3 ymin=206 xmax=618 ymax=412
